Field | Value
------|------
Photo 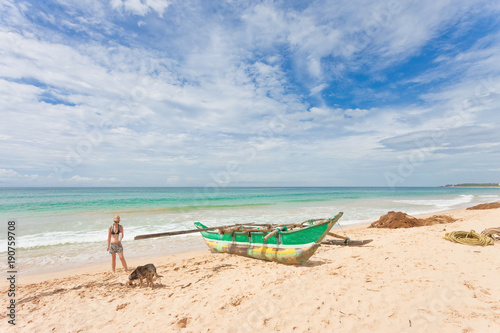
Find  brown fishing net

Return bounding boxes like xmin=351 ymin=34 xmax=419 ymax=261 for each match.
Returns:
xmin=466 ymin=202 xmax=500 ymax=210
xmin=370 ymin=211 xmax=457 ymax=229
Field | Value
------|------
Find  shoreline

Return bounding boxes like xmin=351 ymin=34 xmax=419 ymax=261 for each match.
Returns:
xmin=0 ymin=240 xmax=208 ymax=284
xmin=9 ymin=248 xmax=210 ymax=286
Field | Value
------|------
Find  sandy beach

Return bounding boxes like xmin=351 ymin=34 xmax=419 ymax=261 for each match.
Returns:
xmin=2 ymin=207 xmax=499 ymax=332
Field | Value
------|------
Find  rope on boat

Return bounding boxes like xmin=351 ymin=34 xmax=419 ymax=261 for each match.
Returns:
xmin=444 ymin=230 xmax=494 ymax=246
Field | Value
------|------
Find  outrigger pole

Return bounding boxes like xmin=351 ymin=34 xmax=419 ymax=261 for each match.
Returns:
xmin=134 ymin=216 xmax=340 ymax=241
xmin=134 ymin=223 xmax=250 ymax=240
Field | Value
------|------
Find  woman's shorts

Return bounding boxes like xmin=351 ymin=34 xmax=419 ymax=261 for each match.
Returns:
xmin=109 ymin=242 xmax=123 ymax=254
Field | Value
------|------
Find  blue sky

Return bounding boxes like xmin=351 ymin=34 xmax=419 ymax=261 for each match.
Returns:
xmin=1 ymin=0 xmax=500 ymax=187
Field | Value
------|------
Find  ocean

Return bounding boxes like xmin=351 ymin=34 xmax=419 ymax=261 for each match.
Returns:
xmin=1 ymin=187 xmax=499 ymax=276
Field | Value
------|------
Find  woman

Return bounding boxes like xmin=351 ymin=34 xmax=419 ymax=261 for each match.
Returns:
xmin=106 ymin=215 xmax=128 ymax=273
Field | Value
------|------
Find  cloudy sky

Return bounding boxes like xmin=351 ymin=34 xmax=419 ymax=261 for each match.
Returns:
xmin=1 ymin=0 xmax=500 ymax=187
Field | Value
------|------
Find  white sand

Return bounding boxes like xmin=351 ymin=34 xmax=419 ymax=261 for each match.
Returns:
xmin=2 ymin=208 xmax=499 ymax=332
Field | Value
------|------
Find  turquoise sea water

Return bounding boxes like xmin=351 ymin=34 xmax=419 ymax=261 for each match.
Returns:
xmin=1 ymin=187 xmax=499 ymax=275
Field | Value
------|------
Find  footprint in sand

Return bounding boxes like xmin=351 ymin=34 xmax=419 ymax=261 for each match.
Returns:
xmin=116 ymin=302 xmax=129 ymax=310
xmin=176 ymin=317 xmax=189 ymax=328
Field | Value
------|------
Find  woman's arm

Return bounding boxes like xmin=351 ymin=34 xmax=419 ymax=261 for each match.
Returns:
xmin=119 ymin=225 xmax=124 ymax=242
xmin=106 ymin=227 xmax=111 ymax=250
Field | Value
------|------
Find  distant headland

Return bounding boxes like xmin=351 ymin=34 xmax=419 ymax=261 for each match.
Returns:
xmin=443 ymin=183 xmax=500 ymax=187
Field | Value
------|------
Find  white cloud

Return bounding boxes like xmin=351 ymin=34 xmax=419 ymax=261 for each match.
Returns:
xmin=0 ymin=169 xmax=40 ymax=185
xmin=110 ymin=0 xmax=170 ymax=17
xmin=98 ymin=177 xmax=118 ymax=182
xmin=70 ymin=175 xmax=93 ymax=182
xmin=0 ymin=168 xmax=22 ymax=179
xmin=166 ymin=176 xmax=179 ymax=184
xmin=310 ymin=84 xmax=328 ymax=96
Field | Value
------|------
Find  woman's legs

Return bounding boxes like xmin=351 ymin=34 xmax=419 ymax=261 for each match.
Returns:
xmin=111 ymin=253 xmax=117 ymax=273
xmin=118 ymin=252 xmax=128 ymax=271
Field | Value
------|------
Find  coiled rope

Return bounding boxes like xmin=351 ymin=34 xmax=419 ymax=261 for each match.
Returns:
xmin=444 ymin=230 xmax=494 ymax=246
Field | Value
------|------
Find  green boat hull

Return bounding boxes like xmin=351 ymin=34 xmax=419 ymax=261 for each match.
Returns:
xmin=195 ymin=213 xmax=343 ymax=264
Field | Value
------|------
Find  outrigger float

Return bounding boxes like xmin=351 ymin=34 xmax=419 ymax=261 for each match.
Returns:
xmin=135 ymin=212 xmax=372 ymax=264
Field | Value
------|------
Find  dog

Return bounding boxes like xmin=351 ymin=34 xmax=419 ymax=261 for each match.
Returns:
xmin=127 ymin=263 xmax=162 ymax=289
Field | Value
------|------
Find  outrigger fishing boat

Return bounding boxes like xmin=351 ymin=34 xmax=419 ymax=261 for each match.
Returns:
xmin=193 ymin=212 xmax=343 ymax=263
xmin=135 ymin=212 xmax=345 ymax=264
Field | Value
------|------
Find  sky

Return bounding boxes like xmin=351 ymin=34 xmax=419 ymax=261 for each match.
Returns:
xmin=1 ymin=0 xmax=500 ymax=187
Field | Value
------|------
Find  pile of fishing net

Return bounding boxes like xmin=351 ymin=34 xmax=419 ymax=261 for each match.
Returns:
xmin=369 ymin=211 xmax=457 ymax=229
xmin=466 ymin=202 xmax=500 ymax=210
